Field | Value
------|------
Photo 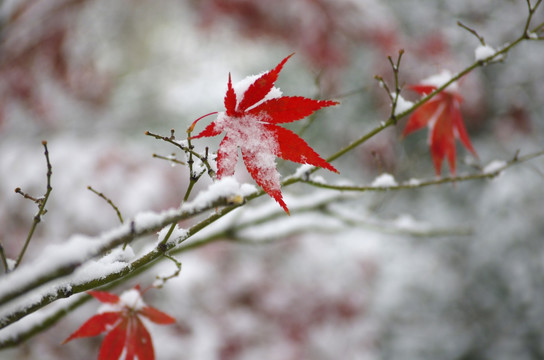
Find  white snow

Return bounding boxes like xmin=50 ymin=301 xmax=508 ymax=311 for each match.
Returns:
xmin=187 ymin=176 xmax=252 ymax=211
xmin=393 ymin=94 xmax=414 ymax=116
xmin=392 ymin=214 xmax=428 ymax=232
xmin=371 ymin=173 xmax=398 ymax=187
xmin=474 ymin=44 xmax=496 ymax=61
xmin=292 ymin=164 xmax=314 ymax=178
xmin=6 ymin=259 xmax=16 ymax=272
xmin=97 ymin=288 xmax=146 ymax=313
xmin=421 ymin=70 xmax=458 ymax=92
xmin=73 ymin=246 xmax=135 ymax=284
xmin=0 ymin=295 xmax=86 ymax=343
xmin=157 ymin=224 xmax=188 ymax=244
xmin=232 ymin=72 xmax=283 ymax=111
xmin=119 ymin=288 xmax=146 ymax=310
xmin=527 ymin=31 xmax=539 ymax=40
xmin=483 ymin=160 xmax=507 ymax=174
xmin=406 ymin=178 xmax=422 ymax=186
xmin=311 ymin=175 xmax=327 ymax=184
xmin=134 ymin=211 xmax=175 ymax=233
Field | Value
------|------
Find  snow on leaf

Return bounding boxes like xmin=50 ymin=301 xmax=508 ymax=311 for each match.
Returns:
xmin=191 ymin=55 xmax=339 ymax=213
xmin=403 ymin=73 xmax=477 ymax=175
xmin=63 ymin=286 xmax=175 ymax=360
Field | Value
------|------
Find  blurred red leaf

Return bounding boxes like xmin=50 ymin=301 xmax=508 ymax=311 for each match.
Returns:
xmin=403 ymin=79 xmax=477 ymax=175
xmin=63 ymin=287 xmax=175 ymax=360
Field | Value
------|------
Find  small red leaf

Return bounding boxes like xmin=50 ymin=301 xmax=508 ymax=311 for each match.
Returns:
xmin=139 ymin=306 xmax=176 ymax=324
xmin=64 ymin=287 xmax=175 ymax=360
xmin=403 ymin=78 xmax=477 ymax=175
xmin=63 ymin=312 xmax=121 ymax=344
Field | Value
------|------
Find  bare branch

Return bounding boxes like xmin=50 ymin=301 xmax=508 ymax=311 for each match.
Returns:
xmin=14 ymin=141 xmax=53 ymax=270
xmin=87 ymin=186 xmax=124 ymax=224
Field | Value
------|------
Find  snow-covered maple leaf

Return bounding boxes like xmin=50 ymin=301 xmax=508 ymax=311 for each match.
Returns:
xmin=403 ymin=70 xmax=477 ymax=175
xmin=63 ymin=286 xmax=175 ymax=360
xmin=190 ymin=54 xmax=338 ymax=213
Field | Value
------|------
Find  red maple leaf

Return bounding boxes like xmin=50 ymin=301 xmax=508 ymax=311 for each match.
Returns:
xmin=63 ymin=286 xmax=175 ymax=360
xmin=190 ymin=54 xmax=338 ymax=213
xmin=403 ymin=72 xmax=477 ymax=175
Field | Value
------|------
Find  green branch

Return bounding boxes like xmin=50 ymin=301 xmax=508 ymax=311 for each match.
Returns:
xmin=301 ymin=150 xmax=544 ymax=192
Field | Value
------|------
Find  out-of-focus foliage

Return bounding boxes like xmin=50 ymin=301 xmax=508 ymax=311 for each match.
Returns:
xmin=1 ymin=0 xmax=543 ymax=359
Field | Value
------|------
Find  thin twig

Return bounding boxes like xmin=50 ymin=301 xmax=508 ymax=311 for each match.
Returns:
xmin=145 ymin=130 xmax=216 ymax=178
xmin=87 ymin=186 xmax=124 ymax=224
xmin=389 ymin=49 xmax=405 ymax=122
xmin=14 ymin=141 xmax=53 ymax=269
xmin=152 ymin=153 xmax=186 ymax=166
xmin=457 ymin=21 xmax=486 ymax=45
xmin=153 ymin=254 xmax=182 ymax=288
xmin=522 ymin=0 xmax=543 ymax=38
xmin=302 ymin=150 xmax=544 ymax=192
xmin=0 ymin=243 xmax=8 ymax=273
xmin=14 ymin=188 xmax=41 ymax=203
xmin=374 ymin=75 xmax=393 ymax=101
xmin=158 ymin=136 xmax=205 ymax=249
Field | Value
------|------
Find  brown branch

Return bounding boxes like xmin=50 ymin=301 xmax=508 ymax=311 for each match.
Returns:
xmin=14 ymin=141 xmax=53 ymax=270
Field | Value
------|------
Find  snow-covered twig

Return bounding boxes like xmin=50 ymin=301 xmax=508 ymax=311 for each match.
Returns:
xmin=0 ymin=178 xmax=253 ymax=331
xmin=300 ymin=150 xmax=544 ymax=192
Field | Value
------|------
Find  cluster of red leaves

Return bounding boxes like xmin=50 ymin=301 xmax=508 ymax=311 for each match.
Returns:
xmin=403 ymin=83 xmax=477 ymax=175
xmin=190 ymin=54 xmax=338 ymax=213
xmin=63 ymin=286 xmax=175 ymax=360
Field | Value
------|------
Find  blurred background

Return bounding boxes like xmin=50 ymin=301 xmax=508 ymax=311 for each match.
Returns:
xmin=1 ymin=0 xmax=544 ymax=359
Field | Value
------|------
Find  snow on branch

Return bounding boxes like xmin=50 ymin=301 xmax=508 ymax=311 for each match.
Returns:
xmin=0 ymin=177 xmax=254 ymax=330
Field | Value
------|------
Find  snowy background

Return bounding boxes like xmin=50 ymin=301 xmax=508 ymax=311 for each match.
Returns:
xmin=1 ymin=0 xmax=544 ymax=359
